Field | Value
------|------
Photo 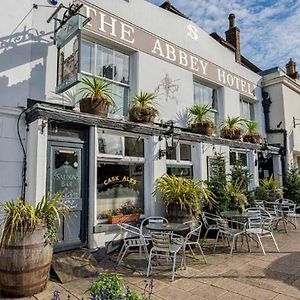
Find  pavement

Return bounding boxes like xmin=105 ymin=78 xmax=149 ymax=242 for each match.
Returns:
xmin=2 ymin=223 xmax=300 ymax=300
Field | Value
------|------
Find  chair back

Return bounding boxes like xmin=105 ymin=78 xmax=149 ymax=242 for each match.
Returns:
xmin=118 ymin=223 xmax=142 ymax=239
xmin=246 ymin=207 xmax=261 ymax=217
xmin=248 ymin=216 xmax=262 ymax=229
xmin=216 ymin=218 xmax=229 ymax=233
xmin=201 ymin=212 xmax=218 ymax=228
xmin=140 ymin=216 xmax=168 ymax=232
xmin=186 ymin=220 xmax=203 ymax=241
xmin=151 ymin=233 xmax=170 ymax=252
xmin=254 ymin=200 xmax=265 ymax=208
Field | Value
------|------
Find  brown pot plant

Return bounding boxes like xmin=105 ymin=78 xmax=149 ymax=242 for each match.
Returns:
xmin=0 ymin=193 xmax=66 ymax=297
xmin=188 ymin=104 xmax=215 ymax=136
xmin=153 ymin=174 xmax=215 ymax=223
xmin=220 ymin=116 xmax=244 ymax=140
xmin=79 ymin=76 xmax=116 ymax=116
xmin=243 ymin=120 xmax=262 ymax=144
xmin=129 ymin=91 xmax=159 ymax=124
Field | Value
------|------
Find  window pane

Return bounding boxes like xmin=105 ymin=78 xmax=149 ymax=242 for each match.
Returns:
xmin=166 ymin=147 xmax=176 ymax=160
xmin=114 ymin=52 xmax=129 ymax=84
xmin=180 ymin=144 xmax=191 ymax=161
xmin=229 ymin=151 xmax=236 ymax=165
xmin=98 ymin=133 xmax=124 ymax=156
xmin=194 ymin=82 xmax=217 ymax=108
xmin=95 ymin=45 xmax=103 ymax=77
xmin=238 ymin=153 xmax=247 ymax=166
xmin=97 ymin=163 xmax=144 ymax=219
xmin=167 ymin=166 xmax=193 ymax=178
xmin=81 ymin=40 xmax=94 ymax=74
xmin=111 ymin=84 xmax=129 ymax=116
xmin=102 ymin=46 xmax=114 ymax=80
xmin=125 ymin=137 xmax=144 ymax=157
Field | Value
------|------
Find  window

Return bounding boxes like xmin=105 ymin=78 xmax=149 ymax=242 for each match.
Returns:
xmin=240 ymin=99 xmax=254 ymax=120
xmin=81 ymin=40 xmax=130 ymax=115
xmin=229 ymin=151 xmax=247 ymax=166
xmin=166 ymin=143 xmax=193 ymax=178
xmin=194 ymin=82 xmax=218 ymax=124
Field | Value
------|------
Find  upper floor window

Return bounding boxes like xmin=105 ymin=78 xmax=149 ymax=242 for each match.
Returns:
xmin=81 ymin=40 xmax=130 ymax=115
xmin=194 ymin=82 xmax=218 ymax=124
xmin=240 ymin=99 xmax=254 ymax=120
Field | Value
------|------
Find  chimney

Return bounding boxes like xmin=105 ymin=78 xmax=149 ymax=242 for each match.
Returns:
xmin=286 ymin=58 xmax=299 ymax=80
xmin=225 ymin=13 xmax=241 ymax=63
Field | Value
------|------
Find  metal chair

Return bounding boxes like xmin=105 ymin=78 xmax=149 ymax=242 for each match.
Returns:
xmin=214 ymin=218 xmax=249 ymax=255
xmin=140 ymin=216 xmax=168 ymax=238
xmin=146 ymin=232 xmax=183 ymax=281
xmin=201 ymin=212 xmax=219 ymax=245
xmin=117 ymin=223 xmax=149 ymax=266
xmin=254 ymin=200 xmax=265 ymax=208
xmin=245 ymin=216 xmax=280 ymax=255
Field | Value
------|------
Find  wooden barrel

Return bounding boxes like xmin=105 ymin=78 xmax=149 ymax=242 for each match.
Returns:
xmin=166 ymin=204 xmax=193 ymax=223
xmin=0 ymin=226 xmax=53 ymax=297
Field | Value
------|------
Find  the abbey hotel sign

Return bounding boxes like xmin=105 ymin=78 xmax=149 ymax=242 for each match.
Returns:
xmin=79 ymin=1 xmax=256 ymax=97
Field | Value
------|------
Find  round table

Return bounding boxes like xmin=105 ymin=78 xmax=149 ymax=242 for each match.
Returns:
xmin=221 ymin=211 xmax=258 ymax=220
xmin=145 ymin=222 xmax=189 ymax=232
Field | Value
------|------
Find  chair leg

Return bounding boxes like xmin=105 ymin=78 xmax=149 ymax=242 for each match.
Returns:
xmin=270 ymin=233 xmax=280 ymax=252
xmin=188 ymin=244 xmax=196 ymax=258
xmin=117 ymin=243 xmax=126 ymax=264
xmin=213 ymin=231 xmax=220 ymax=253
xmin=171 ymin=252 xmax=177 ymax=281
xmin=118 ymin=245 xmax=128 ymax=266
xmin=245 ymin=234 xmax=250 ymax=252
xmin=197 ymin=242 xmax=207 ymax=263
xmin=202 ymin=228 xmax=209 ymax=245
xmin=230 ymin=236 xmax=236 ymax=255
xmin=256 ymin=234 xmax=266 ymax=256
xmin=146 ymin=249 xmax=153 ymax=277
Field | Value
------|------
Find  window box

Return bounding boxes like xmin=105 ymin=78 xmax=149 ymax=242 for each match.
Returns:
xmin=107 ymin=213 xmax=141 ymax=224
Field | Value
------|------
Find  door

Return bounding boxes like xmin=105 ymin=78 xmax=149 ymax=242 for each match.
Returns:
xmin=48 ymin=141 xmax=88 ymax=251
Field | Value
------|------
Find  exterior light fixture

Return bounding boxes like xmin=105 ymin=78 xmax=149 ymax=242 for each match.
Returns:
xmin=261 ymin=138 xmax=272 ymax=160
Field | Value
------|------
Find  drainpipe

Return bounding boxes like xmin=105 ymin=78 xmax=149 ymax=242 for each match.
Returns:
xmin=262 ymin=90 xmax=287 ymax=181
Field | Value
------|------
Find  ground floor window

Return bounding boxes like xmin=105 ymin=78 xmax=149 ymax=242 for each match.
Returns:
xmin=97 ymin=162 xmax=144 ymax=220
xmin=167 ymin=165 xmax=193 ymax=178
xmin=229 ymin=150 xmax=247 ymax=166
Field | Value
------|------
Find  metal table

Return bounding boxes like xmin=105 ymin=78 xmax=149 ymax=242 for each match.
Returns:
xmin=145 ymin=222 xmax=189 ymax=233
xmin=221 ymin=211 xmax=258 ymax=220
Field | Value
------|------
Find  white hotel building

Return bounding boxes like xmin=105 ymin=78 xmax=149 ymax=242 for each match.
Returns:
xmin=0 ymin=0 xmax=284 ymax=251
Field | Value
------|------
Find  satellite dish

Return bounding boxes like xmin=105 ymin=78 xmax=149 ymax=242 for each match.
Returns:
xmin=48 ymin=0 xmax=58 ymax=5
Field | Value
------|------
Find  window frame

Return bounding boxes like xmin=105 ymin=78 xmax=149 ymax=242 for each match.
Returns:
xmin=240 ymin=98 xmax=255 ymax=121
xmin=229 ymin=149 xmax=248 ymax=167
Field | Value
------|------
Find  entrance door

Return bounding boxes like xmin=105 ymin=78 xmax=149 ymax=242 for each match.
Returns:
xmin=48 ymin=141 xmax=87 ymax=251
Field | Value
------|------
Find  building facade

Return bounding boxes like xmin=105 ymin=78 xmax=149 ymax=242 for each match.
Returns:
xmin=0 ymin=0 xmax=281 ymax=251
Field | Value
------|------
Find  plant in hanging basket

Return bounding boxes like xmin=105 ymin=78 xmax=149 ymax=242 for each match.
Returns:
xmin=79 ymin=76 xmax=116 ymax=116
xmin=128 ymin=91 xmax=159 ymax=124
xmin=220 ymin=116 xmax=244 ymax=140
xmin=188 ymin=104 xmax=215 ymax=136
xmin=243 ymin=120 xmax=262 ymax=144
xmin=106 ymin=202 xmax=143 ymax=224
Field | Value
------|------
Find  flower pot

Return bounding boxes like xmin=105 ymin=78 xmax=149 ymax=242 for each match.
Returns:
xmin=129 ymin=107 xmax=158 ymax=124
xmin=107 ymin=213 xmax=141 ymax=224
xmin=0 ymin=226 xmax=53 ymax=297
xmin=220 ymin=127 xmax=243 ymax=140
xmin=243 ymin=133 xmax=262 ymax=144
xmin=80 ymin=97 xmax=110 ymax=116
xmin=166 ymin=204 xmax=193 ymax=223
xmin=190 ymin=122 xmax=214 ymax=136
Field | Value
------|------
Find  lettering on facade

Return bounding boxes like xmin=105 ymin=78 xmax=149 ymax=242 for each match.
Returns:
xmin=79 ymin=1 xmax=256 ymax=98
xmin=104 ymin=176 xmax=137 ymax=186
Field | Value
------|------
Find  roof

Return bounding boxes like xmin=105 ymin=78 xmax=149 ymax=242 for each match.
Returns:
xmin=160 ymin=1 xmax=189 ymax=19
xmin=210 ymin=32 xmax=261 ymax=74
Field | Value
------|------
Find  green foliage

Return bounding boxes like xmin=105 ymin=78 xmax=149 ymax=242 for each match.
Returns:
xmin=205 ymin=154 xmax=229 ymax=212
xmin=225 ymin=179 xmax=248 ymax=209
xmin=80 ymin=76 xmax=115 ymax=107
xmin=132 ymin=91 xmax=157 ymax=108
xmin=188 ymin=104 xmax=214 ymax=125
xmin=244 ymin=120 xmax=259 ymax=135
xmin=230 ymin=160 xmax=252 ymax=193
xmin=255 ymin=177 xmax=283 ymax=201
xmin=0 ymin=193 xmax=66 ymax=247
xmin=153 ymin=174 xmax=215 ymax=216
xmin=105 ymin=202 xmax=143 ymax=217
xmin=221 ymin=116 xmax=245 ymax=130
xmin=284 ymin=167 xmax=300 ymax=204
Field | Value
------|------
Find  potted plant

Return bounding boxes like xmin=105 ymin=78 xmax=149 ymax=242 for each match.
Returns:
xmin=106 ymin=202 xmax=143 ymax=224
xmin=243 ymin=120 xmax=262 ymax=144
xmin=220 ymin=116 xmax=244 ymax=140
xmin=255 ymin=177 xmax=283 ymax=202
xmin=188 ymin=104 xmax=215 ymax=136
xmin=79 ymin=76 xmax=116 ymax=116
xmin=128 ymin=91 xmax=159 ymax=124
xmin=225 ymin=179 xmax=249 ymax=212
xmin=0 ymin=193 xmax=66 ymax=297
xmin=153 ymin=174 xmax=215 ymax=222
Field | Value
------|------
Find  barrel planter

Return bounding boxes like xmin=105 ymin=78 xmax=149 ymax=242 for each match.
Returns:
xmin=166 ymin=204 xmax=193 ymax=223
xmin=0 ymin=226 xmax=53 ymax=297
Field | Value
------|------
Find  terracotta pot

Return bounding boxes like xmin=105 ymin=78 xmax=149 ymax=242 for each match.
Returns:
xmin=80 ymin=97 xmax=110 ymax=116
xmin=107 ymin=214 xmax=141 ymax=224
xmin=243 ymin=133 xmax=262 ymax=144
xmin=220 ymin=127 xmax=243 ymax=140
xmin=190 ymin=122 xmax=214 ymax=136
xmin=129 ymin=107 xmax=158 ymax=124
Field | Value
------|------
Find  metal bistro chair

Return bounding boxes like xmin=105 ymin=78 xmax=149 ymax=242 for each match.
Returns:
xmin=245 ymin=216 xmax=280 ymax=255
xmin=117 ymin=223 xmax=149 ymax=266
xmin=214 ymin=218 xmax=249 ymax=255
xmin=146 ymin=232 xmax=183 ymax=281
xmin=201 ymin=212 xmax=220 ymax=245
xmin=140 ymin=216 xmax=168 ymax=238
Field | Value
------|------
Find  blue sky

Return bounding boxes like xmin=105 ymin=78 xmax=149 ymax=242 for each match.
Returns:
xmin=148 ymin=0 xmax=300 ymax=71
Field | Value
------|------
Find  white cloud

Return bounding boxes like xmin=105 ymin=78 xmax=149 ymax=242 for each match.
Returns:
xmin=150 ymin=0 xmax=300 ymax=70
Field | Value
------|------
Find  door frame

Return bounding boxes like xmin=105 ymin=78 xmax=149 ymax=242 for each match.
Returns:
xmin=47 ymin=137 xmax=89 ymax=252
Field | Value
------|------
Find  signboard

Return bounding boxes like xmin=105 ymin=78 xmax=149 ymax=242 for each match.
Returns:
xmin=79 ymin=1 xmax=257 ymax=98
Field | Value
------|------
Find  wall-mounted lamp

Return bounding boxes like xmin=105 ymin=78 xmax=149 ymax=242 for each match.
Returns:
xmin=158 ymin=121 xmax=181 ymax=159
xmin=261 ymin=138 xmax=272 ymax=160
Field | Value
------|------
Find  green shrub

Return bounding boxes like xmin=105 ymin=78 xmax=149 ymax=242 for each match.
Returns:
xmin=284 ymin=167 xmax=300 ymax=204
